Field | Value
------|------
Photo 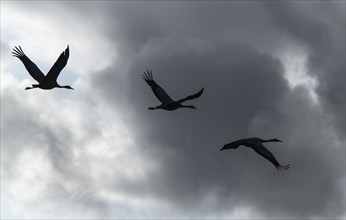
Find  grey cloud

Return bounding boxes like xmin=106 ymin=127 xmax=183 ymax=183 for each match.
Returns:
xmin=2 ymin=1 xmax=345 ymax=219
xmin=1 ymin=84 xmax=146 ymax=218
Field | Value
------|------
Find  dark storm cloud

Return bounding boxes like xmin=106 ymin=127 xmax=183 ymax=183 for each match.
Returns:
xmin=99 ymin=40 xmax=343 ymax=218
xmin=93 ymin=37 xmax=288 ymax=215
xmin=85 ymin=1 xmax=345 ymax=218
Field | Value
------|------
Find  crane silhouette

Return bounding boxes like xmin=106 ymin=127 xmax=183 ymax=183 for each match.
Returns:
xmin=142 ymin=70 xmax=204 ymax=111
xmin=12 ymin=45 xmax=73 ymax=90
xmin=220 ymin=137 xmax=290 ymax=171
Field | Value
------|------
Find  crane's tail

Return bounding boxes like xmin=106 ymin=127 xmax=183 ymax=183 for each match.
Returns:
xmin=277 ymin=164 xmax=290 ymax=171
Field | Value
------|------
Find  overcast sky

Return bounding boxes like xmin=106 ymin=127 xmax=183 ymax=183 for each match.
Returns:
xmin=1 ymin=1 xmax=345 ymax=219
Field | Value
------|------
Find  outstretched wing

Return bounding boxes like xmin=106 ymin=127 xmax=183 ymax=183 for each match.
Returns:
xmin=12 ymin=46 xmax=45 ymax=83
xmin=251 ymin=143 xmax=290 ymax=171
xmin=177 ymin=88 xmax=204 ymax=104
xmin=142 ymin=70 xmax=174 ymax=104
xmin=45 ymin=45 xmax=70 ymax=82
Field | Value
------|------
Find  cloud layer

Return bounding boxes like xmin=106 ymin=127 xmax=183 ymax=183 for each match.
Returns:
xmin=1 ymin=1 xmax=345 ymax=219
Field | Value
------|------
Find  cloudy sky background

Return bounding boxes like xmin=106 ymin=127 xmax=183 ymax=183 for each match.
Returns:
xmin=1 ymin=1 xmax=345 ymax=219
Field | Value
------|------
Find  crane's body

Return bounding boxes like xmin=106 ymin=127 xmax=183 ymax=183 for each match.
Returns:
xmin=142 ymin=70 xmax=203 ymax=111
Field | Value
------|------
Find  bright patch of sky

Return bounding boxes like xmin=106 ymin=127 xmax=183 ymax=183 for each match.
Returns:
xmin=279 ymin=46 xmax=319 ymax=104
xmin=1 ymin=3 xmax=117 ymax=84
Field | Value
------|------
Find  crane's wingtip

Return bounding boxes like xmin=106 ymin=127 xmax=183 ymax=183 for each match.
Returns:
xmin=142 ymin=71 xmax=154 ymax=81
xmin=12 ymin=46 xmax=25 ymax=57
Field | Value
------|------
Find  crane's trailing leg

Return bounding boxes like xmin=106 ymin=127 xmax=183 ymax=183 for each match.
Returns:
xmin=277 ymin=164 xmax=291 ymax=171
